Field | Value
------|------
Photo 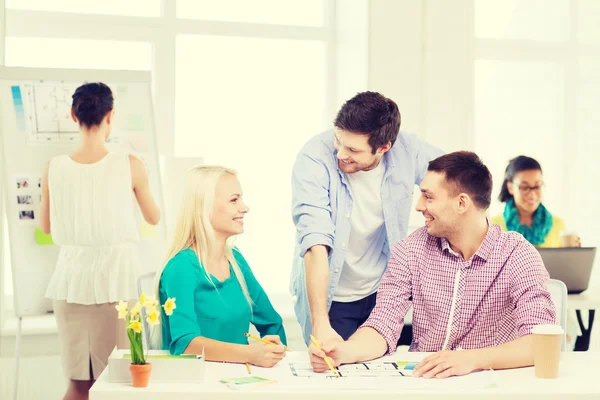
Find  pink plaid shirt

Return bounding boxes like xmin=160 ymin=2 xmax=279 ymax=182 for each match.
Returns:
xmin=361 ymin=224 xmax=556 ymax=354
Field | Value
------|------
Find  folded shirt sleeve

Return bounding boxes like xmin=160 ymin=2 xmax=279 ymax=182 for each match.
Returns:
xmin=291 ymin=147 xmax=335 ymax=257
xmin=509 ymin=241 xmax=557 ymax=336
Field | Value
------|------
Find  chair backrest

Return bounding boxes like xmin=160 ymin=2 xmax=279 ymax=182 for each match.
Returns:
xmin=137 ymin=271 xmax=157 ymax=350
xmin=546 ymin=278 xmax=568 ymax=351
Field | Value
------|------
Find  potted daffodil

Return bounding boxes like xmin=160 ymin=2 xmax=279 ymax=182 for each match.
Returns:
xmin=115 ymin=292 xmax=176 ymax=387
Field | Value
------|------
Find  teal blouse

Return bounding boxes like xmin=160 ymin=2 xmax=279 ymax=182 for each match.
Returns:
xmin=159 ymin=248 xmax=287 ymax=355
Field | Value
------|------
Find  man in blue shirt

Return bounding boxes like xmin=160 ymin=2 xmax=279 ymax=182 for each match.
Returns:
xmin=290 ymin=91 xmax=443 ymax=352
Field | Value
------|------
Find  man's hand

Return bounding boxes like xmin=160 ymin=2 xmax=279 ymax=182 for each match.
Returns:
xmin=308 ymin=325 xmax=344 ymax=372
xmin=413 ymin=350 xmax=482 ymax=379
xmin=309 ymin=337 xmax=346 ymax=372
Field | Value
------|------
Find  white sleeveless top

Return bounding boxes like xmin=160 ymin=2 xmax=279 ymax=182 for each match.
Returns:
xmin=45 ymin=152 xmax=141 ymax=304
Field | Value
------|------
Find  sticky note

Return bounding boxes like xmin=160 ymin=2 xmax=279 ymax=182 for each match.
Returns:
xmin=140 ymin=220 xmax=157 ymax=238
xmin=396 ymin=361 xmax=417 ymax=369
xmin=34 ymin=227 xmax=54 ymax=245
xmin=220 ymin=376 xmax=270 ymax=385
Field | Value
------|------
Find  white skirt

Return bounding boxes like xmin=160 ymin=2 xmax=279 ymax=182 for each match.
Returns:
xmin=46 ymin=244 xmax=140 ymax=304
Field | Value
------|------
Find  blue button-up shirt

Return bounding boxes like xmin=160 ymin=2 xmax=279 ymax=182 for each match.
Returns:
xmin=290 ymin=129 xmax=443 ymax=344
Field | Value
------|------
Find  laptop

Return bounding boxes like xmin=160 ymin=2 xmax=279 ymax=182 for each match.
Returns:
xmin=536 ymin=247 xmax=596 ymax=294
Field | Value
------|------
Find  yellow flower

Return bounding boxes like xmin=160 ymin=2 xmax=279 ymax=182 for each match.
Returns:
xmin=139 ymin=291 xmax=158 ymax=311
xmin=163 ymin=298 xmax=177 ymax=316
xmin=130 ymin=302 xmax=142 ymax=317
xmin=115 ymin=301 xmax=128 ymax=319
xmin=144 ymin=298 xmax=158 ymax=311
xmin=129 ymin=320 xmax=142 ymax=333
xmin=146 ymin=310 xmax=159 ymax=326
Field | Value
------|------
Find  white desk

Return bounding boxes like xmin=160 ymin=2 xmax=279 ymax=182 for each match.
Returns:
xmin=90 ymin=351 xmax=599 ymax=400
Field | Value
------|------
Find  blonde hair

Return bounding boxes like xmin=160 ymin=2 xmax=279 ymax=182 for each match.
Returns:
xmin=150 ymin=165 xmax=253 ymax=349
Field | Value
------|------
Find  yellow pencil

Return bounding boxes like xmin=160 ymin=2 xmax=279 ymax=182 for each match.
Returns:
xmin=255 ymin=379 xmax=278 ymax=388
xmin=309 ymin=334 xmax=339 ymax=378
xmin=246 ymin=363 xmax=252 ymax=374
xmin=244 ymin=333 xmax=289 ymax=351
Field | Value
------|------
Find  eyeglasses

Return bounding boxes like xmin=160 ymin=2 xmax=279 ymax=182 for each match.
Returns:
xmin=517 ymin=184 xmax=543 ymax=195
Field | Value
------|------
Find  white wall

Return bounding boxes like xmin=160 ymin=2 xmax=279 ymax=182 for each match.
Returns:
xmin=369 ymin=0 xmax=473 ymax=151
xmin=368 ymin=0 xmax=475 ymax=231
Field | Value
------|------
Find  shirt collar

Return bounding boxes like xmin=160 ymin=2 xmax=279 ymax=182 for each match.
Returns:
xmin=440 ymin=219 xmax=498 ymax=263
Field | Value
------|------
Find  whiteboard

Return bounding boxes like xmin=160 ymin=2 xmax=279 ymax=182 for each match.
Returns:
xmin=0 ymin=67 xmax=166 ymax=318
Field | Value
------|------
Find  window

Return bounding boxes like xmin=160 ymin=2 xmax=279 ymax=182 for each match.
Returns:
xmin=175 ymin=34 xmax=327 ymax=292
xmin=474 ymin=0 xmax=569 ymax=42
xmin=474 ymin=60 xmax=565 ymax=217
xmin=5 ymin=38 xmax=152 ymax=70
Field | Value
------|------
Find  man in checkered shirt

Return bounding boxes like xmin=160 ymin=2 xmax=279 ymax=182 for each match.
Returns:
xmin=310 ymin=151 xmax=556 ymax=379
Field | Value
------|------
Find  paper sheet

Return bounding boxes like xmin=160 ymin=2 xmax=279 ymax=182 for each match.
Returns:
xmin=289 ymin=361 xmax=417 ymax=378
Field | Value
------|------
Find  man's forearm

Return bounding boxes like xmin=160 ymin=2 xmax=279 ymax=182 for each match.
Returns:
xmin=343 ymin=327 xmax=388 ymax=364
xmin=472 ymin=335 xmax=534 ymax=371
xmin=304 ymin=245 xmax=331 ymax=328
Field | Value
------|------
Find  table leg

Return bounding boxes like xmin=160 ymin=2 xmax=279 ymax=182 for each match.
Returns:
xmin=574 ymin=310 xmax=596 ymax=351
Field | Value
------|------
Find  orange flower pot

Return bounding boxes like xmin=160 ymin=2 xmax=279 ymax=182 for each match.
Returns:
xmin=129 ymin=363 xmax=152 ymax=387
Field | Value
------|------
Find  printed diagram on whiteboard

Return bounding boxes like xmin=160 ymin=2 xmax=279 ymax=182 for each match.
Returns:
xmin=10 ymin=82 xmax=123 ymax=144
xmin=11 ymin=83 xmax=79 ymax=143
xmin=289 ymin=361 xmax=417 ymax=378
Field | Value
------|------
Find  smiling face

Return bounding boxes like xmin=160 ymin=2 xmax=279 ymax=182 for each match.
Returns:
xmin=415 ymin=171 xmax=461 ymax=238
xmin=210 ymin=173 xmax=249 ymax=238
xmin=333 ymin=128 xmax=390 ymax=174
xmin=507 ymin=169 xmax=543 ymax=215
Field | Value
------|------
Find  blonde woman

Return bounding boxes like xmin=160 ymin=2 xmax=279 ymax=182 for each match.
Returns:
xmin=154 ymin=166 xmax=287 ymax=367
xmin=41 ymin=82 xmax=161 ymax=400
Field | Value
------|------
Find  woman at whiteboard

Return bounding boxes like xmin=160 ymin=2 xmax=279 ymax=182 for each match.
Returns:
xmin=153 ymin=165 xmax=287 ymax=367
xmin=40 ymin=82 xmax=161 ymax=400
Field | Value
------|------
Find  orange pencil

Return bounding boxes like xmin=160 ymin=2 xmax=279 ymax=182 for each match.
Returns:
xmin=246 ymin=363 xmax=252 ymax=374
xmin=244 ymin=333 xmax=289 ymax=351
xmin=309 ymin=334 xmax=339 ymax=378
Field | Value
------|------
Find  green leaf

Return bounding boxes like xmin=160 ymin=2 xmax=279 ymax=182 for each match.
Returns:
xmin=129 ymin=331 xmax=146 ymax=365
xmin=136 ymin=332 xmax=146 ymax=364
xmin=127 ymin=329 xmax=142 ymax=364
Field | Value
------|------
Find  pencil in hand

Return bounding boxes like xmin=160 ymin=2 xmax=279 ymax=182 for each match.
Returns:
xmin=246 ymin=363 xmax=252 ymax=374
xmin=309 ymin=334 xmax=339 ymax=378
xmin=244 ymin=333 xmax=289 ymax=351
